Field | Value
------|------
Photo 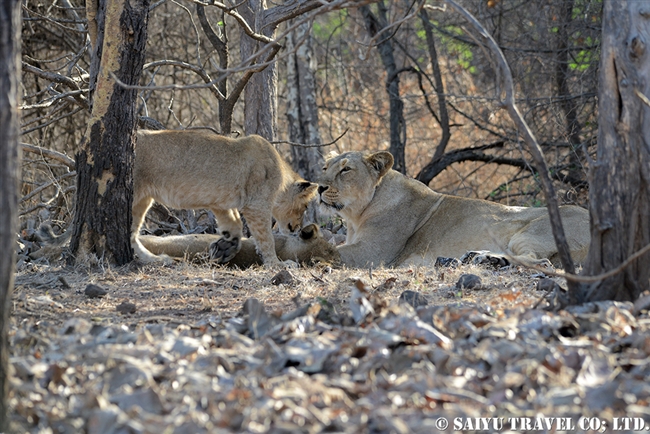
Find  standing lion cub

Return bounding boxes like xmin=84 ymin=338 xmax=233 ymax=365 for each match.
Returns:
xmin=132 ymin=130 xmax=317 ymax=266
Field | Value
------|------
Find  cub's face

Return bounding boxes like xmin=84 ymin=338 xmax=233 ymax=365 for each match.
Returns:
xmin=273 ymin=181 xmax=318 ymax=234
xmin=283 ymin=224 xmax=341 ymax=266
xmin=318 ymin=151 xmax=394 ymax=219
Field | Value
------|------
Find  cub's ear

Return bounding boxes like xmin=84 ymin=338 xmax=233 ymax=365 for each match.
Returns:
xmin=366 ymin=151 xmax=394 ymax=178
xmin=296 ymin=181 xmax=318 ymax=197
xmin=299 ymin=223 xmax=319 ymax=240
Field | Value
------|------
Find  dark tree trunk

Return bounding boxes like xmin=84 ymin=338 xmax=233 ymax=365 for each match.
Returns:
xmin=579 ymin=0 xmax=650 ymax=302
xmin=70 ymin=0 xmax=149 ymax=265
xmin=555 ymin=0 xmax=584 ymax=182
xmin=286 ymin=20 xmax=324 ymax=182
xmin=415 ymin=6 xmax=452 ymax=185
xmin=0 ymin=0 xmax=21 ymax=428
xmin=361 ymin=2 xmax=407 ymax=174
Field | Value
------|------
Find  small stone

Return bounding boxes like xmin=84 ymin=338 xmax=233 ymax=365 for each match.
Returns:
xmin=271 ymin=269 xmax=294 ymax=286
xmin=456 ymin=274 xmax=482 ymax=290
xmin=398 ymin=290 xmax=429 ymax=308
xmin=84 ymin=284 xmax=108 ymax=298
xmin=116 ymin=301 xmax=137 ymax=314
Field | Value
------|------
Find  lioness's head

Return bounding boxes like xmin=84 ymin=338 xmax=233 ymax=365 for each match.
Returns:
xmin=273 ymin=181 xmax=318 ymax=234
xmin=318 ymin=151 xmax=394 ymax=218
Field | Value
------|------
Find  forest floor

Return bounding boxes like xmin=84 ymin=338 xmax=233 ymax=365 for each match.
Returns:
xmin=7 ymin=258 xmax=650 ymax=433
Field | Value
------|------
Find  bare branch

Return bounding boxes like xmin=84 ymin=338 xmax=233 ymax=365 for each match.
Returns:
xmin=22 ymin=63 xmax=89 ymax=109
xmin=20 ymin=143 xmax=76 ymax=169
xmin=272 ymin=128 xmax=349 ymax=148
xmin=143 ymin=60 xmax=225 ymax=100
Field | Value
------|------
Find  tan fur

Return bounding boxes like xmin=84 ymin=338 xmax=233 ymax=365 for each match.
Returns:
xmin=132 ymin=130 xmax=318 ymax=265
xmin=138 ymin=224 xmax=340 ymax=268
xmin=318 ymin=151 xmax=590 ymax=268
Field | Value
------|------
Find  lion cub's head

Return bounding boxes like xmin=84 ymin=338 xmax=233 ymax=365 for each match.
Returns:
xmin=273 ymin=181 xmax=318 ymax=234
xmin=318 ymin=151 xmax=394 ymax=219
xmin=281 ymin=223 xmax=341 ymax=266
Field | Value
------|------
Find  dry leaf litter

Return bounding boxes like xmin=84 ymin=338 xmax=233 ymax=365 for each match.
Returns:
xmin=7 ymin=260 xmax=650 ymax=433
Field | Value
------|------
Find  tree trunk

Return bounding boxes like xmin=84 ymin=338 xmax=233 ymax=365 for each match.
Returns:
xmin=415 ymin=6 xmax=452 ymax=185
xmin=580 ymin=0 xmax=650 ymax=302
xmin=361 ymin=2 xmax=407 ymax=174
xmin=70 ymin=0 xmax=149 ymax=265
xmin=0 ymin=0 xmax=21 ymax=428
xmin=239 ymin=0 xmax=277 ymax=140
xmin=555 ymin=0 xmax=584 ymax=182
xmin=286 ymin=20 xmax=324 ymax=182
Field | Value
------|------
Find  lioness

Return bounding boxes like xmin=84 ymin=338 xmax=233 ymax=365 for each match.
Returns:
xmin=318 ymin=151 xmax=590 ymax=268
xmin=133 ymin=130 xmax=317 ymax=265
xmin=138 ymin=224 xmax=340 ymax=268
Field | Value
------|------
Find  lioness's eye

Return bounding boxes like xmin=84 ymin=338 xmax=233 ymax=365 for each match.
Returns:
xmin=340 ymin=167 xmax=351 ymax=174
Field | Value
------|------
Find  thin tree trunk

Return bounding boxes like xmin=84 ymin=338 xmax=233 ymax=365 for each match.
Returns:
xmin=286 ymin=20 xmax=324 ymax=182
xmin=70 ymin=0 xmax=149 ymax=265
xmin=0 ymin=0 xmax=21 ymax=428
xmin=361 ymin=2 xmax=407 ymax=174
xmin=580 ymin=0 xmax=650 ymax=302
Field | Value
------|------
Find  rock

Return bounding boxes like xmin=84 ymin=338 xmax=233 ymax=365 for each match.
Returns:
xmin=116 ymin=301 xmax=137 ymax=314
xmin=398 ymin=290 xmax=429 ymax=308
xmin=84 ymin=284 xmax=108 ymax=298
xmin=271 ymin=269 xmax=294 ymax=286
xmin=456 ymin=274 xmax=482 ymax=290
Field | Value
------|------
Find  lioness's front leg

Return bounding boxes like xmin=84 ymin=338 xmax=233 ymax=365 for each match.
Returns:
xmin=240 ymin=207 xmax=280 ymax=265
xmin=211 ymin=208 xmax=243 ymax=262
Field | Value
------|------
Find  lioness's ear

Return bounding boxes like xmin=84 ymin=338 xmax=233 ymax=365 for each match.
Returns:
xmin=366 ymin=151 xmax=394 ymax=177
xmin=299 ymin=224 xmax=319 ymax=240
xmin=326 ymin=150 xmax=339 ymax=160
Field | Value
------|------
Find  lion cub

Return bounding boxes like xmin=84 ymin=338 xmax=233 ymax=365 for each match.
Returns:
xmin=132 ymin=130 xmax=317 ymax=265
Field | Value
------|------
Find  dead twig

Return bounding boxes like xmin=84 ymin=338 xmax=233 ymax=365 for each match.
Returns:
xmin=21 ymin=143 xmax=76 ymax=169
xmin=271 ymin=129 xmax=349 ymax=148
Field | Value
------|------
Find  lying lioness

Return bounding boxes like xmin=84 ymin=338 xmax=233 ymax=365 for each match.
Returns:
xmin=139 ymin=224 xmax=340 ymax=268
xmin=318 ymin=151 xmax=590 ymax=268
xmin=132 ymin=130 xmax=317 ymax=266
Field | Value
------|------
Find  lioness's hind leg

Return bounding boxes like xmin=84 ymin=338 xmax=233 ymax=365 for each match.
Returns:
xmin=241 ymin=207 xmax=280 ymax=265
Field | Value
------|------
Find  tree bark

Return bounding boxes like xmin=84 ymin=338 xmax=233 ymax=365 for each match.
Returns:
xmin=555 ymin=0 xmax=584 ymax=182
xmin=70 ymin=0 xmax=149 ymax=265
xmin=239 ymin=0 xmax=278 ymax=140
xmin=0 ymin=0 xmax=21 ymax=429
xmin=415 ymin=6 xmax=452 ymax=185
xmin=286 ymin=20 xmax=324 ymax=182
xmin=580 ymin=0 xmax=650 ymax=302
xmin=361 ymin=2 xmax=407 ymax=174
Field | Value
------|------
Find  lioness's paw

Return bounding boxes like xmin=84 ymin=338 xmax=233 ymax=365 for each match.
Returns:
xmin=460 ymin=250 xmax=510 ymax=268
xmin=209 ymin=237 xmax=241 ymax=264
